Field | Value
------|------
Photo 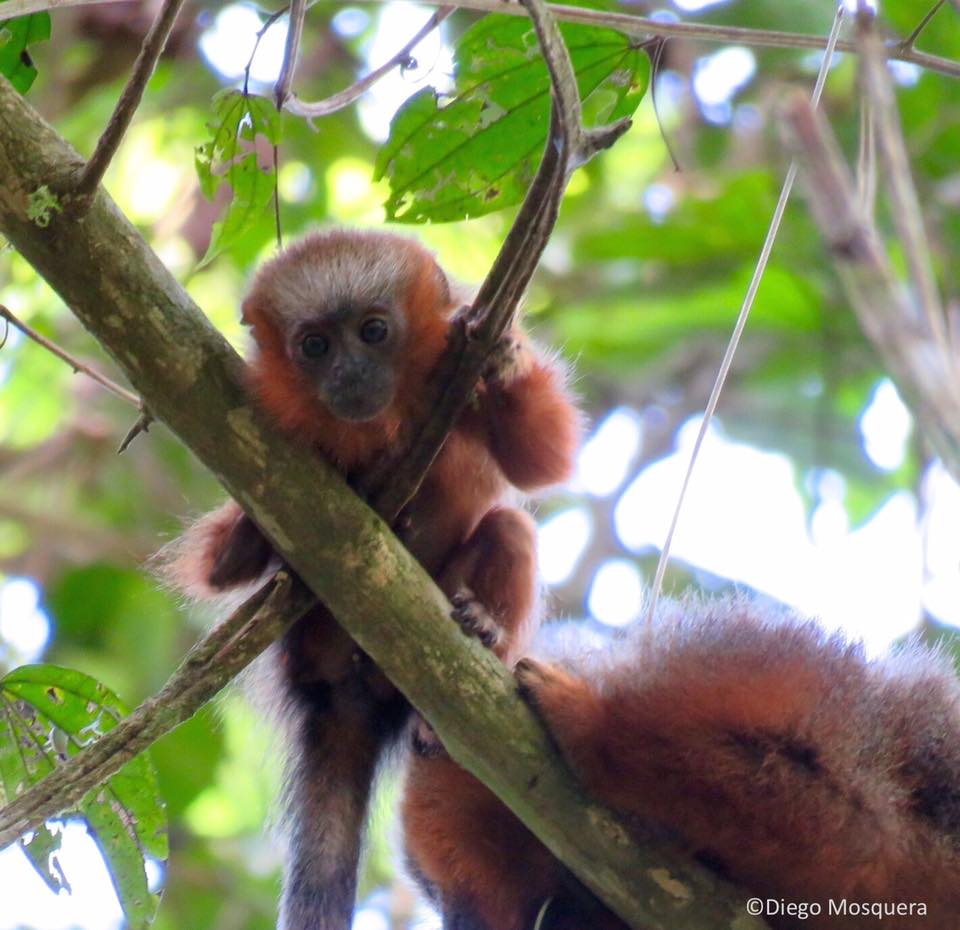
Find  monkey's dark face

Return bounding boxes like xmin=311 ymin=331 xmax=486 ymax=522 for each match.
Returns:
xmin=286 ymin=301 xmax=407 ymax=422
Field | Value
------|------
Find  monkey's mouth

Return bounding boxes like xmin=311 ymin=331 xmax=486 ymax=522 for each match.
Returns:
xmin=324 ymin=388 xmax=393 ymax=423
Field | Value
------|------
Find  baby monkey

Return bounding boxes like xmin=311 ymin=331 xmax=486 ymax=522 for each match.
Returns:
xmin=163 ymin=229 xmax=580 ymax=930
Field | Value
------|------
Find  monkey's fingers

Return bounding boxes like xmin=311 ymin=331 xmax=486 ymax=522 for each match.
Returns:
xmin=515 ymin=658 xmax=596 ymax=732
xmin=450 ymin=588 xmax=503 ymax=650
xmin=482 ymin=329 xmax=531 ymax=389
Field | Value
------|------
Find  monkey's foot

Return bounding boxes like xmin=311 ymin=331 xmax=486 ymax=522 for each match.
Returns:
xmin=450 ymin=589 xmax=502 ymax=650
xmin=412 ymin=716 xmax=445 ymax=758
xmin=515 ymin=658 xmax=584 ymax=718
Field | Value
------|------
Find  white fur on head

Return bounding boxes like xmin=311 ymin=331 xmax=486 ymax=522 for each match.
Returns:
xmin=248 ymin=229 xmax=441 ymax=326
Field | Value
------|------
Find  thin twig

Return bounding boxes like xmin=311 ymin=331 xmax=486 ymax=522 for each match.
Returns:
xmin=364 ymin=0 xmax=630 ymax=520
xmin=644 ymin=4 xmax=846 ymax=627
xmin=274 ymin=0 xmax=306 ymax=108
xmin=0 ymin=573 xmax=315 ymax=847
xmin=243 ymin=7 xmax=289 ymax=98
xmin=282 ymin=7 xmax=454 ymax=120
xmin=351 ymin=0 xmax=960 ymax=78
xmin=74 ymin=0 xmax=186 ymax=200
xmin=856 ymin=11 xmax=949 ymax=353
xmin=116 ymin=407 xmax=153 ymax=454
xmin=647 ymin=37 xmax=681 ymax=173
xmin=782 ymin=96 xmax=960 ymax=481
xmin=0 ymin=303 xmax=140 ymax=407
xmin=899 ymin=0 xmax=947 ymax=52
xmin=5 ymin=0 xmax=960 ymax=79
xmin=272 ymin=143 xmax=283 ymax=248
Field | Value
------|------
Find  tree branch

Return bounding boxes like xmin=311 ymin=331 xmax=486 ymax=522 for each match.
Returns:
xmin=0 ymin=302 xmax=141 ymax=407
xmin=0 ymin=573 xmax=314 ymax=848
xmin=6 ymin=0 xmax=960 ymax=79
xmin=0 ymin=73 xmax=766 ymax=930
xmin=74 ymin=0 xmax=187 ymax=200
xmin=274 ymin=0 xmax=306 ymax=109
xmin=362 ymin=0 xmax=630 ymax=518
xmin=781 ymin=95 xmax=960 ymax=482
xmin=855 ymin=10 xmax=949 ymax=352
xmin=282 ymin=6 xmax=454 ymax=120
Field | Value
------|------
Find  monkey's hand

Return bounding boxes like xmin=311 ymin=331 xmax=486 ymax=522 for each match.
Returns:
xmin=482 ymin=328 xmax=534 ymax=390
xmin=515 ymin=657 xmax=599 ymax=740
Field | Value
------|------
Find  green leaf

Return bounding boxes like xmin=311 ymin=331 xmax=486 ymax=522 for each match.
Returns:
xmin=20 ymin=823 xmax=70 ymax=895
xmin=195 ymin=90 xmax=282 ymax=267
xmin=375 ymin=15 xmax=649 ymax=223
xmin=0 ymin=665 xmax=168 ymax=929
xmin=0 ymin=6 xmax=51 ymax=94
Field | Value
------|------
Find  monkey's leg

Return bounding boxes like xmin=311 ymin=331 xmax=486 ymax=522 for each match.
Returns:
xmin=411 ymin=507 xmax=538 ymax=758
xmin=278 ymin=606 xmax=409 ymax=930
xmin=439 ymin=507 xmax=538 ymax=665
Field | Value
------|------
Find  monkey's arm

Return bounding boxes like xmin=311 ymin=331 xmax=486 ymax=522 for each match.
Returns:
xmin=479 ymin=332 xmax=580 ymax=491
xmin=160 ymin=499 xmax=278 ymax=598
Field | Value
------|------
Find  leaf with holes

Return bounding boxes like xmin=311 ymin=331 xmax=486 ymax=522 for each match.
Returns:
xmin=195 ymin=89 xmax=282 ymax=267
xmin=0 ymin=665 xmax=168 ymax=930
xmin=0 ymin=5 xmax=51 ymax=94
xmin=375 ymin=15 xmax=649 ymax=223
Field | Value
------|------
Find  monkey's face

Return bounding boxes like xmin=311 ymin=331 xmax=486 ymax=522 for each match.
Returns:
xmin=286 ymin=301 xmax=407 ymax=422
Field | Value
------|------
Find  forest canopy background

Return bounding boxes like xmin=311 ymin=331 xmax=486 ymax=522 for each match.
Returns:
xmin=1 ymin=0 xmax=959 ymax=928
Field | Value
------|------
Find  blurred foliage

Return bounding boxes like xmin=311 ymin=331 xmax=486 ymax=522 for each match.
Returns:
xmin=0 ymin=0 xmax=957 ymax=927
xmin=0 ymin=665 xmax=167 ymax=928
xmin=0 ymin=6 xmax=50 ymax=93
xmin=195 ymin=90 xmax=283 ymax=266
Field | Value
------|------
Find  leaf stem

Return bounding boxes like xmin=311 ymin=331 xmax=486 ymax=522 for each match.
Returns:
xmin=644 ymin=4 xmax=846 ymax=627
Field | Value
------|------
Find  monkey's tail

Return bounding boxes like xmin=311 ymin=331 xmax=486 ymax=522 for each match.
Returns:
xmin=274 ymin=610 xmax=410 ymax=930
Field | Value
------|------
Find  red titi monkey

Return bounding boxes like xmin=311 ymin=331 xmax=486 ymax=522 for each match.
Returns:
xmin=404 ymin=597 xmax=960 ymax=930
xmin=164 ymin=229 xmax=581 ymax=929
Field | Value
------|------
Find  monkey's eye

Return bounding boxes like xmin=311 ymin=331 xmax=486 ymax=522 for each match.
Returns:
xmin=360 ymin=317 xmax=389 ymax=345
xmin=301 ymin=334 xmax=329 ymax=359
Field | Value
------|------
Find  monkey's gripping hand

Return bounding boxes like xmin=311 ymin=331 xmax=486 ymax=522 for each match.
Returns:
xmin=476 ymin=327 xmax=581 ymax=493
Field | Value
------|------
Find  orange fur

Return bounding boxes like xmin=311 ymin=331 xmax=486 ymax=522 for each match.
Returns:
xmin=403 ymin=597 xmax=960 ymax=930
xmin=159 ymin=499 xmax=248 ymax=599
xmin=163 ymin=228 xmax=581 ymax=930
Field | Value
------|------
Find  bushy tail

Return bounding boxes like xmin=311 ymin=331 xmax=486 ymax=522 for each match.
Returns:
xmin=276 ymin=606 xmax=410 ymax=930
